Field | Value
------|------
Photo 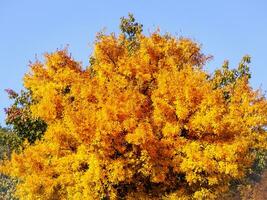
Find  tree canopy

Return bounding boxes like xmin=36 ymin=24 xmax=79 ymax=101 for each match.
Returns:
xmin=1 ymin=14 xmax=267 ymax=200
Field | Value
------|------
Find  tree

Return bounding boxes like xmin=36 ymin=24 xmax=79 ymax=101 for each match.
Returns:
xmin=5 ymin=89 xmax=47 ymax=144
xmin=0 ymin=126 xmax=20 ymax=161
xmin=0 ymin=127 xmax=20 ymax=200
xmin=1 ymin=15 xmax=267 ymax=200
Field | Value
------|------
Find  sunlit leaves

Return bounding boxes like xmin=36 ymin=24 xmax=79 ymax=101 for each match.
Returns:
xmin=1 ymin=17 xmax=267 ymax=200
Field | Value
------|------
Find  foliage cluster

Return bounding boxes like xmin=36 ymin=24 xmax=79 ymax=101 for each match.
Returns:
xmin=0 ymin=173 xmax=18 ymax=200
xmin=5 ymin=89 xmax=47 ymax=144
xmin=1 ymin=15 xmax=267 ymax=200
xmin=0 ymin=127 xmax=21 ymax=160
xmin=0 ymin=127 xmax=20 ymax=200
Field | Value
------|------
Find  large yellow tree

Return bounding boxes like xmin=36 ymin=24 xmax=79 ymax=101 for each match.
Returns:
xmin=1 ymin=15 xmax=267 ymax=199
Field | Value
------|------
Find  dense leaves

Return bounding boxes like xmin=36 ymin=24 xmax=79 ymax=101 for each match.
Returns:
xmin=1 ymin=15 xmax=267 ymax=199
xmin=5 ymin=89 xmax=47 ymax=144
xmin=0 ymin=127 xmax=21 ymax=160
xmin=0 ymin=127 xmax=20 ymax=200
xmin=0 ymin=174 xmax=18 ymax=200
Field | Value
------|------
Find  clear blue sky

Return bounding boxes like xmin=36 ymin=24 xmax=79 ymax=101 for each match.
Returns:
xmin=1 ymin=0 xmax=267 ymax=126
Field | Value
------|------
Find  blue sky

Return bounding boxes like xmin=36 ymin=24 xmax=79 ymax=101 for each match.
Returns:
xmin=0 ymin=0 xmax=267 ymax=126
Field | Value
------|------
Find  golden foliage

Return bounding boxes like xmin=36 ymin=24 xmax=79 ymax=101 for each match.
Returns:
xmin=1 ymin=30 xmax=267 ymax=200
